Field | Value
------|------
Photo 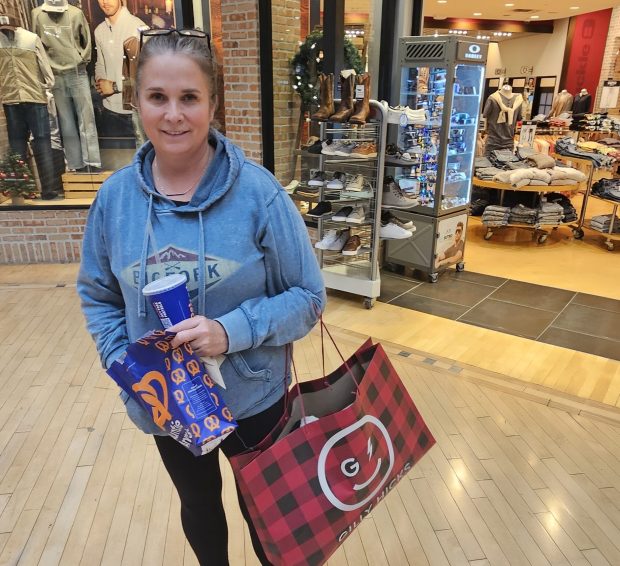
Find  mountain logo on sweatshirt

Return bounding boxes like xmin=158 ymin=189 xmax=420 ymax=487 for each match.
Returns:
xmin=122 ymin=245 xmax=240 ymax=297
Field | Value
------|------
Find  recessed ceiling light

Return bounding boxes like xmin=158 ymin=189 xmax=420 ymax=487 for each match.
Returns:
xmin=530 ymin=15 xmax=540 ymax=19
xmin=569 ymin=6 xmax=580 ymax=9
xmin=505 ymin=2 xmax=514 ymax=6
xmin=473 ymin=12 xmax=482 ymax=16
xmin=437 ymin=0 xmax=447 ymax=3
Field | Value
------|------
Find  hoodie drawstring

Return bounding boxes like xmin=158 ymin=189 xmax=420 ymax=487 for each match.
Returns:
xmin=198 ymin=211 xmax=206 ymax=316
xmin=138 ymin=193 xmax=155 ymax=318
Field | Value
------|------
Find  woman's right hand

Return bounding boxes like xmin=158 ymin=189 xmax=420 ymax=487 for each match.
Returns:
xmin=168 ymin=316 xmax=229 ymax=357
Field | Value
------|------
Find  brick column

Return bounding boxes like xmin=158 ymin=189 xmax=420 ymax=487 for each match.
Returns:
xmin=272 ymin=0 xmax=303 ymax=184
xmin=220 ymin=1 xmax=263 ymax=162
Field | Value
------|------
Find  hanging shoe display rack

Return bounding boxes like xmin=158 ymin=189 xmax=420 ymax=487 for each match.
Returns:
xmin=311 ymin=100 xmax=388 ymax=309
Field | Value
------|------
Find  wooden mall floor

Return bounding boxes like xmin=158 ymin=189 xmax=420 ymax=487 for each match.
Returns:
xmin=0 ymin=251 xmax=619 ymax=565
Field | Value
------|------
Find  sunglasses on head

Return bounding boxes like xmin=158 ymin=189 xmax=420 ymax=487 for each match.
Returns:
xmin=139 ymin=27 xmax=211 ymax=52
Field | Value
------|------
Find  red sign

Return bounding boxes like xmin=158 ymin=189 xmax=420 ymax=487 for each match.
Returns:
xmin=561 ymin=9 xmax=613 ymax=97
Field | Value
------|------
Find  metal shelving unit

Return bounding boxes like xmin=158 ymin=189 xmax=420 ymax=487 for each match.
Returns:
xmin=308 ymin=100 xmax=388 ymax=308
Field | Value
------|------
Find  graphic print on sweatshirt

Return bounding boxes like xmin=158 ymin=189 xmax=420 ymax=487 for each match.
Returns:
xmin=121 ymin=245 xmax=240 ymax=299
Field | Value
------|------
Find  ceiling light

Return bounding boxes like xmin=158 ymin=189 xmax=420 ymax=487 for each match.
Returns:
xmin=569 ymin=6 xmax=579 ymax=9
xmin=437 ymin=0 xmax=447 ymax=3
xmin=530 ymin=15 xmax=540 ymax=19
xmin=505 ymin=2 xmax=514 ymax=5
xmin=473 ymin=12 xmax=482 ymax=16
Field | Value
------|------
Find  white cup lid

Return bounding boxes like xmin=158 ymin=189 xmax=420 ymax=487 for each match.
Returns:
xmin=141 ymin=273 xmax=187 ymax=296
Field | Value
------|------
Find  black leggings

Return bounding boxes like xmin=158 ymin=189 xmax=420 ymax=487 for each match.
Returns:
xmin=154 ymin=396 xmax=285 ymax=566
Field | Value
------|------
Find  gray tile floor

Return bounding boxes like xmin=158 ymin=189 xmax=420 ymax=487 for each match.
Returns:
xmin=379 ymin=270 xmax=620 ymax=361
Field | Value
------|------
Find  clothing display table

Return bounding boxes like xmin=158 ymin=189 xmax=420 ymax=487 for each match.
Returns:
xmin=472 ymin=178 xmax=585 ymax=244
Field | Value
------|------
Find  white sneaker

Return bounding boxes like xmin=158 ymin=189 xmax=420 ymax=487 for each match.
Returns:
xmin=380 ymin=222 xmax=414 ymax=239
xmin=315 ymin=228 xmax=350 ymax=251
xmin=345 ymin=174 xmax=365 ymax=191
xmin=326 ymin=171 xmax=346 ymax=189
xmin=346 ymin=205 xmax=366 ymax=224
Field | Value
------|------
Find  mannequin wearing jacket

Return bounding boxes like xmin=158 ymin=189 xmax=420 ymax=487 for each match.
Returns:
xmin=482 ymin=84 xmax=523 ymax=156
xmin=572 ymin=89 xmax=592 ymax=115
xmin=0 ymin=13 xmax=63 ymax=198
xmin=549 ymin=89 xmax=574 ymax=118
xmin=32 ymin=0 xmax=101 ymax=172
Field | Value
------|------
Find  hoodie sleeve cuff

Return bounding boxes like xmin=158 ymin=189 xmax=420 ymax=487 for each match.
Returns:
xmin=104 ymin=343 xmax=129 ymax=370
xmin=215 ymin=308 xmax=254 ymax=354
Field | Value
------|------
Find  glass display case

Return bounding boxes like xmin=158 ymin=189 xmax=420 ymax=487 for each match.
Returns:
xmin=396 ymin=44 xmax=485 ymax=215
xmin=384 ymin=35 xmax=488 ymax=282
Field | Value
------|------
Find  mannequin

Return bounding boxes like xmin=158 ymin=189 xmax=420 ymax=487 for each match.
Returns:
xmin=0 ymin=12 xmax=63 ymax=198
xmin=572 ymin=88 xmax=592 ymax=114
xmin=94 ymin=0 xmax=147 ymax=144
xmin=549 ymin=89 xmax=574 ymax=118
xmin=482 ymin=86 xmax=523 ymax=156
xmin=32 ymin=0 xmax=102 ymax=172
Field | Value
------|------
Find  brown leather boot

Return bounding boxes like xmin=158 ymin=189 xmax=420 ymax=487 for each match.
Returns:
xmin=330 ymin=72 xmax=355 ymax=122
xmin=350 ymin=73 xmax=371 ymax=125
xmin=311 ymin=73 xmax=335 ymax=121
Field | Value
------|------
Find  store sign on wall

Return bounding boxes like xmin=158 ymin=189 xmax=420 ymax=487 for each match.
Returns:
xmin=457 ymin=42 xmax=488 ymax=63
xmin=494 ymin=68 xmax=507 ymax=76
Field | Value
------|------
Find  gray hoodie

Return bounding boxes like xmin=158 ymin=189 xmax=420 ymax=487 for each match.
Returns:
xmin=77 ymin=130 xmax=326 ymax=434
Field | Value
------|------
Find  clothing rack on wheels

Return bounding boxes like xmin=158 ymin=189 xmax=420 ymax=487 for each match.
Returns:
xmin=472 ymin=178 xmax=585 ymax=244
xmin=550 ymin=152 xmax=611 ymax=246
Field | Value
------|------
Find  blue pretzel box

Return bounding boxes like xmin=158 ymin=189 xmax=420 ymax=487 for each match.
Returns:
xmin=107 ymin=330 xmax=237 ymax=456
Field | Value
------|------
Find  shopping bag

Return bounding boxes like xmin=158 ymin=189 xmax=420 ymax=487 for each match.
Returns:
xmin=229 ymin=338 xmax=435 ymax=566
xmin=107 ymin=330 xmax=237 ymax=456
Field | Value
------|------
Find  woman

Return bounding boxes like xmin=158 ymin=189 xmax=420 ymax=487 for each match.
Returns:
xmin=77 ymin=30 xmax=326 ymax=565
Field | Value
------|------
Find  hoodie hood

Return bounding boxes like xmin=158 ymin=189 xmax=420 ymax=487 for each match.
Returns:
xmin=133 ymin=127 xmax=244 ymax=213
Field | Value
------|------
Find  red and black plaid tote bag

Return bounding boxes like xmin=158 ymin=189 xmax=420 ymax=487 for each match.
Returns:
xmin=229 ymin=334 xmax=436 ymax=566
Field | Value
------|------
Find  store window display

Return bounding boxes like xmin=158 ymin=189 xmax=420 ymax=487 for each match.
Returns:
xmin=0 ymin=11 xmax=63 ymax=198
xmin=482 ymin=83 xmax=523 ymax=156
xmin=94 ymin=0 xmax=147 ymax=144
xmin=32 ymin=0 xmax=102 ymax=172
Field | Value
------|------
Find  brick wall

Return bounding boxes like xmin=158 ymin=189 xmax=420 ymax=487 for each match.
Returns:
xmin=594 ymin=6 xmax=620 ymax=112
xmin=0 ymin=210 xmax=87 ymax=263
xmin=272 ymin=0 xmax=303 ymax=184
xmin=220 ymin=1 xmax=263 ymax=162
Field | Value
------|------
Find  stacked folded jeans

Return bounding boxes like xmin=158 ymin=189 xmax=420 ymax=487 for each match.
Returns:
xmin=474 ymin=156 xmax=493 ymax=169
xmin=482 ymin=205 xmax=510 ymax=226
xmin=545 ymin=192 xmax=578 ymax=223
xmin=537 ymin=201 xmax=564 ymax=225
xmin=509 ymin=204 xmax=538 ymax=225
xmin=590 ymin=214 xmax=620 ymax=233
xmin=592 ymin=178 xmax=620 ymax=202
xmin=555 ymin=137 xmax=613 ymax=168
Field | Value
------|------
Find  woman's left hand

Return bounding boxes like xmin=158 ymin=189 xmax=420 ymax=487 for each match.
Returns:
xmin=168 ymin=316 xmax=229 ymax=357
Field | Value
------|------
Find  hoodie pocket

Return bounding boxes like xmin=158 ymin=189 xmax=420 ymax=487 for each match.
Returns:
xmin=227 ymin=352 xmax=272 ymax=382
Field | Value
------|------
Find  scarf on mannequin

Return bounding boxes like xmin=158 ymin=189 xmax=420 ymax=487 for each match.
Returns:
xmin=490 ymin=91 xmax=523 ymax=125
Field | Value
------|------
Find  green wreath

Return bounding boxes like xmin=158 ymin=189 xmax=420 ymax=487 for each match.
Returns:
xmin=291 ymin=30 xmax=364 ymax=110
